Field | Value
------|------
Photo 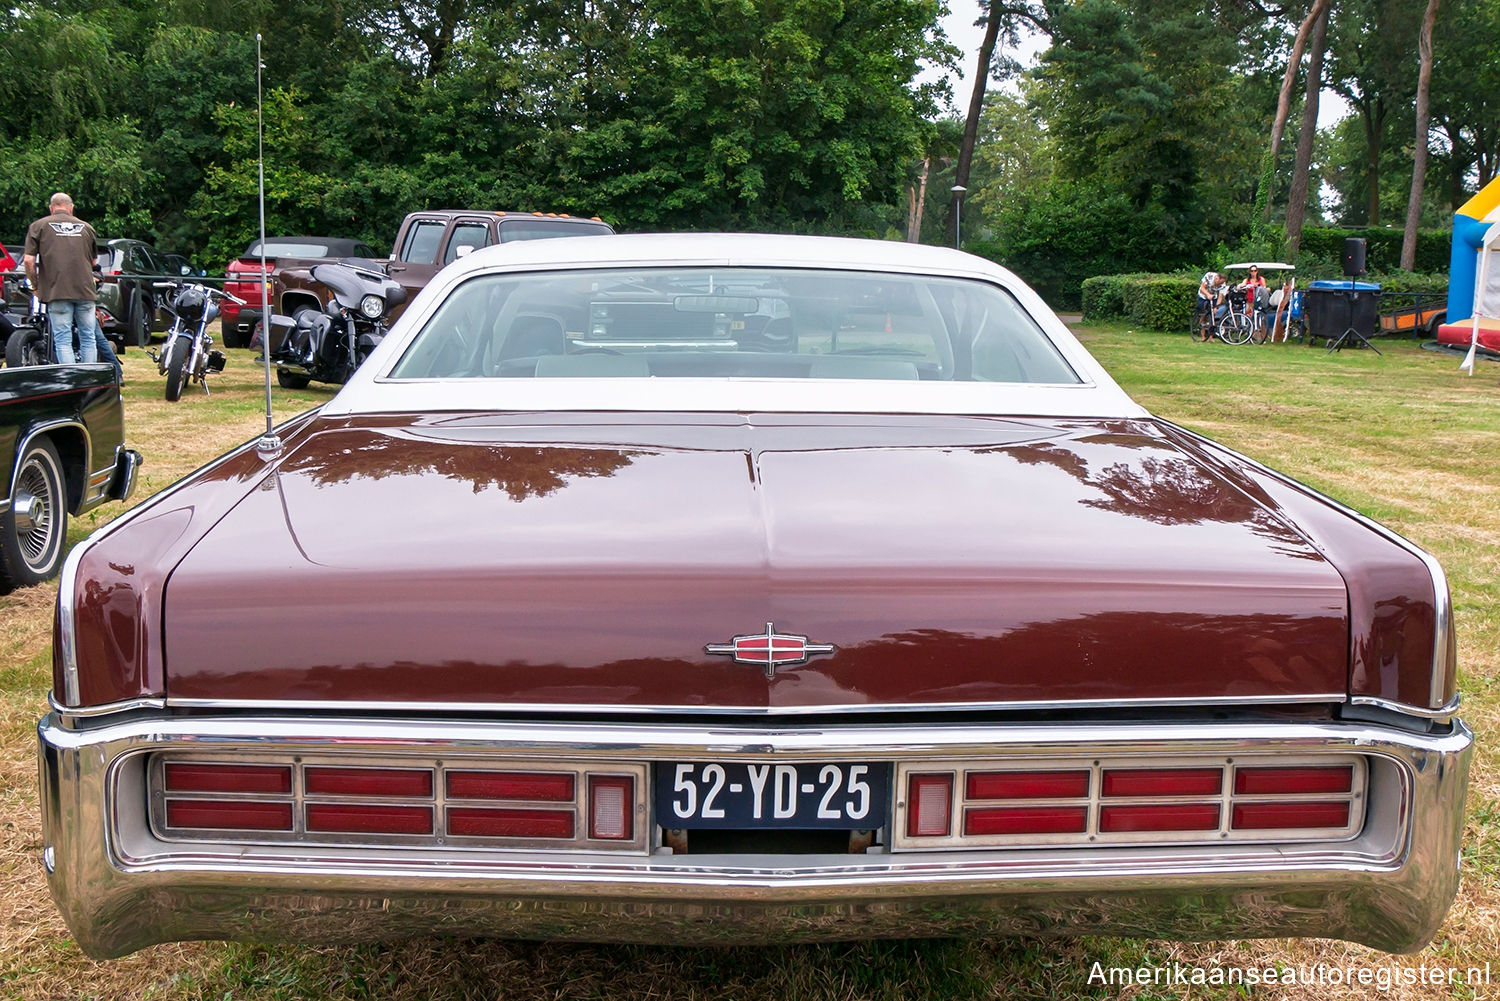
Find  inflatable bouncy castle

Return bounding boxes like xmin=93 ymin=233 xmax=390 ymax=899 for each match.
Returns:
xmin=1437 ymin=175 xmax=1500 ymax=354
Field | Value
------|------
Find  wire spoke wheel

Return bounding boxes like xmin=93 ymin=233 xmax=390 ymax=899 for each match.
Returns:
xmin=0 ymin=437 xmax=67 ymax=591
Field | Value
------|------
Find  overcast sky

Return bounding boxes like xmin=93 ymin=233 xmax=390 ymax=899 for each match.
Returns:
xmin=923 ymin=2 xmax=1348 ymax=127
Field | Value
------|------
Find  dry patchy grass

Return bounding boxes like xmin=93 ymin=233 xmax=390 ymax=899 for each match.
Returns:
xmin=0 ymin=336 xmax=1496 ymax=1000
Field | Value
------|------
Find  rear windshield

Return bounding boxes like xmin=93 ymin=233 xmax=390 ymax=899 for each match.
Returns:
xmin=246 ymin=241 xmax=349 ymax=258
xmin=498 ymin=220 xmax=614 ymax=242
xmin=389 ymin=267 xmax=1080 ymax=384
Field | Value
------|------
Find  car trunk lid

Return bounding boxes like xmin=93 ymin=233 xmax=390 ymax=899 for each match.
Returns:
xmin=161 ymin=415 xmax=1350 ymax=711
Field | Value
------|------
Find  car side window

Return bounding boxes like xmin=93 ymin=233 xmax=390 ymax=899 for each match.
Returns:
xmin=400 ymin=221 xmax=446 ymax=265
xmin=443 ymin=222 xmax=492 ymax=265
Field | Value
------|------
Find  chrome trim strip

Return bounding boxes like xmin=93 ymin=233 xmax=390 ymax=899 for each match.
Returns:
xmin=0 ymin=497 xmax=8 ymax=515
xmin=48 ymin=693 xmax=167 ymax=719
xmin=1350 ymin=693 xmax=1461 ymax=721
xmin=1164 ymin=421 xmax=1457 ymax=716
xmin=37 ymin=713 xmax=1473 ymax=957
xmin=56 ymin=412 xmax=320 ymax=708
xmin=159 ymin=692 xmax=1349 ymax=717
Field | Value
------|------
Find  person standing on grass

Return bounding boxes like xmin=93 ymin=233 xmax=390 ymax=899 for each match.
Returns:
xmin=23 ymin=192 xmax=99 ymax=365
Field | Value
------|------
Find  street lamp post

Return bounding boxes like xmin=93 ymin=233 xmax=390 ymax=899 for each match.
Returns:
xmin=951 ymin=185 xmax=967 ymax=250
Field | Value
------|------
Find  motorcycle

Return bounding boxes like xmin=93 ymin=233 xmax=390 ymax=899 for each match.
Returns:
xmin=150 ymin=281 xmax=241 ymax=400
xmin=3 ymin=281 xmax=51 ymax=368
xmin=267 ymin=259 xmax=406 ymax=389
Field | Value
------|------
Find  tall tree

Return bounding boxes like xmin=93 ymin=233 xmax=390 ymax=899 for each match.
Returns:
xmin=1283 ymin=0 xmax=1330 ymax=254
xmin=1263 ymin=0 xmax=1333 ymax=222
xmin=1326 ymin=0 xmax=1419 ymax=225
xmin=1400 ymin=0 xmax=1442 ymax=269
xmin=949 ymin=2 xmax=1048 ymax=245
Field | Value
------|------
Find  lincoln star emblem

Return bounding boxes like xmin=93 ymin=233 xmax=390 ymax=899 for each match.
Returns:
xmin=705 ymin=623 xmax=835 ymax=678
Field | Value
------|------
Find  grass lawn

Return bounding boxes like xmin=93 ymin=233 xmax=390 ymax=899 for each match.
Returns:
xmin=0 ymin=330 xmax=1495 ymax=1000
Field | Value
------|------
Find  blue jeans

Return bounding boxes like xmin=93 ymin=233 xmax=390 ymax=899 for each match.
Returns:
xmin=89 ymin=315 xmax=122 ymax=380
xmin=48 ymin=300 xmax=98 ymax=365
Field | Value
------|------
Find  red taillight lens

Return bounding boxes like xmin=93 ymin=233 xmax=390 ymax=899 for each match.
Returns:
xmin=964 ymin=805 xmax=1088 ymax=836
xmin=306 ymin=804 xmax=433 ymax=835
xmin=166 ymin=800 xmax=293 ymax=831
xmin=1099 ymin=804 xmax=1220 ymax=833
xmin=966 ymin=770 xmax=1089 ymax=800
xmin=1101 ymin=768 xmax=1222 ymax=797
xmin=1232 ymin=801 xmax=1351 ymax=830
xmin=1234 ymin=765 xmax=1353 ymax=795
xmin=448 ymin=771 xmax=575 ymax=802
xmin=906 ymin=774 xmax=953 ymax=837
xmin=588 ymin=775 xmax=634 ymax=840
xmin=304 ymin=767 xmax=432 ymax=798
xmin=163 ymin=763 xmax=292 ymax=795
xmin=449 ymin=807 xmax=575 ymax=839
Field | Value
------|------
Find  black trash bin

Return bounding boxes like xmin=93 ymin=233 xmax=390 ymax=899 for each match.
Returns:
xmin=1306 ymin=280 xmax=1381 ymax=342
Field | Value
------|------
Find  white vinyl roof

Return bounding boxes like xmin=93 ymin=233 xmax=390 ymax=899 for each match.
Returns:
xmin=325 ymin=233 xmax=1147 ymax=421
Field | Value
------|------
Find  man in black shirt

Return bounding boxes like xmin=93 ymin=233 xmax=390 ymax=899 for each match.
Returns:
xmin=23 ymin=192 xmax=99 ymax=364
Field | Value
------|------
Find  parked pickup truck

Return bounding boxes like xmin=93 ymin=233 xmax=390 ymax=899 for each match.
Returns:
xmin=0 ymin=364 xmax=139 ymax=590
xmin=222 ymin=237 xmax=380 ymax=347
xmin=270 ymin=211 xmax=613 ymax=336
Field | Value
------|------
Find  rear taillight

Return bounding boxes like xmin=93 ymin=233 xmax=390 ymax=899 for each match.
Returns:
xmin=307 ymin=804 xmax=433 ymax=835
xmin=964 ymin=805 xmax=1087 ymax=836
xmin=449 ymin=808 xmax=575 ymax=839
xmin=588 ymin=775 xmax=635 ymax=840
xmin=305 ymin=766 xmax=432 ymax=798
xmin=448 ymin=770 xmax=574 ymax=801
xmin=1233 ymin=801 xmax=1351 ymax=830
xmin=896 ymin=756 xmax=1366 ymax=851
xmin=160 ymin=763 xmax=295 ymax=831
xmin=966 ymin=770 xmax=1088 ymax=799
xmin=164 ymin=762 xmax=291 ymax=794
xmin=1099 ymin=803 xmax=1220 ymax=833
xmin=1101 ymin=768 xmax=1222 ymax=797
xmin=906 ymin=773 xmax=954 ymax=837
xmin=165 ymin=800 xmax=293 ymax=831
xmin=1233 ymin=764 xmax=1353 ymax=795
xmin=153 ymin=756 xmax=646 ymax=850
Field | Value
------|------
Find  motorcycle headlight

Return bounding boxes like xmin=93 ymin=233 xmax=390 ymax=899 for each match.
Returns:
xmin=359 ymin=294 xmax=385 ymax=319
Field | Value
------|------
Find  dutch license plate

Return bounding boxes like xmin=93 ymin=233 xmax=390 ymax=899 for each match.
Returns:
xmin=656 ymin=762 xmax=890 ymax=830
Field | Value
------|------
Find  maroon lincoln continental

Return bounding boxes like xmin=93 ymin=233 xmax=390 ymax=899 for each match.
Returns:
xmin=39 ymin=234 xmax=1470 ymax=957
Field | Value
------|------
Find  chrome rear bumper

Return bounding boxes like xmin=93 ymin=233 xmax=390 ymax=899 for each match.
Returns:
xmin=38 ymin=711 xmax=1472 ymax=957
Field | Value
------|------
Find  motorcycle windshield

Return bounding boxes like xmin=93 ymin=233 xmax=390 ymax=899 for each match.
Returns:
xmin=310 ymin=263 xmax=399 ymax=309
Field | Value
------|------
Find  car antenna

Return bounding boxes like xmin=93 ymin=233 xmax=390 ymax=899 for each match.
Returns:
xmin=253 ymin=32 xmax=280 ymax=457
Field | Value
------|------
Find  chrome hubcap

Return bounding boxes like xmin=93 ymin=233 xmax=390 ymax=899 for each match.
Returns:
xmin=14 ymin=459 xmax=56 ymax=568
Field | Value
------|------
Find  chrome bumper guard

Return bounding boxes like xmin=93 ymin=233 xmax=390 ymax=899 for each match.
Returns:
xmin=104 ymin=448 xmax=141 ymax=503
xmin=38 ymin=712 xmax=1472 ymax=957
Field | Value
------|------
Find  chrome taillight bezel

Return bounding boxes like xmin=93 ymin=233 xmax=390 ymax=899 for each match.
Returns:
xmin=893 ymin=754 xmax=1367 ymax=851
xmin=147 ymin=753 xmax=648 ymax=854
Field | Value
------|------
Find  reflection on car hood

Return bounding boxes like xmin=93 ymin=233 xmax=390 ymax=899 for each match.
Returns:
xmin=161 ymin=413 xmax=1349 ymax=711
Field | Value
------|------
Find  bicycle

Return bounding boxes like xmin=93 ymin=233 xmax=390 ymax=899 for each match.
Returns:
xmin=1191 ymin=289 xmax=1253 ymax=344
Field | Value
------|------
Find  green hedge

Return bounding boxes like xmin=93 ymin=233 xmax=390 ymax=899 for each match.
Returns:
xmin=1082 ymin=269 xmax=1452 ymax=333
xmin=1299 ymin=227 xmax=1450 ymax=275
xmin=1081 ymin=272 xmax=1200 ymax=332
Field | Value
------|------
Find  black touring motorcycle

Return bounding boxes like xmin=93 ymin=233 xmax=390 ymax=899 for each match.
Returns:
xmin=266 ymin=260 xmax=406 ymax=389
